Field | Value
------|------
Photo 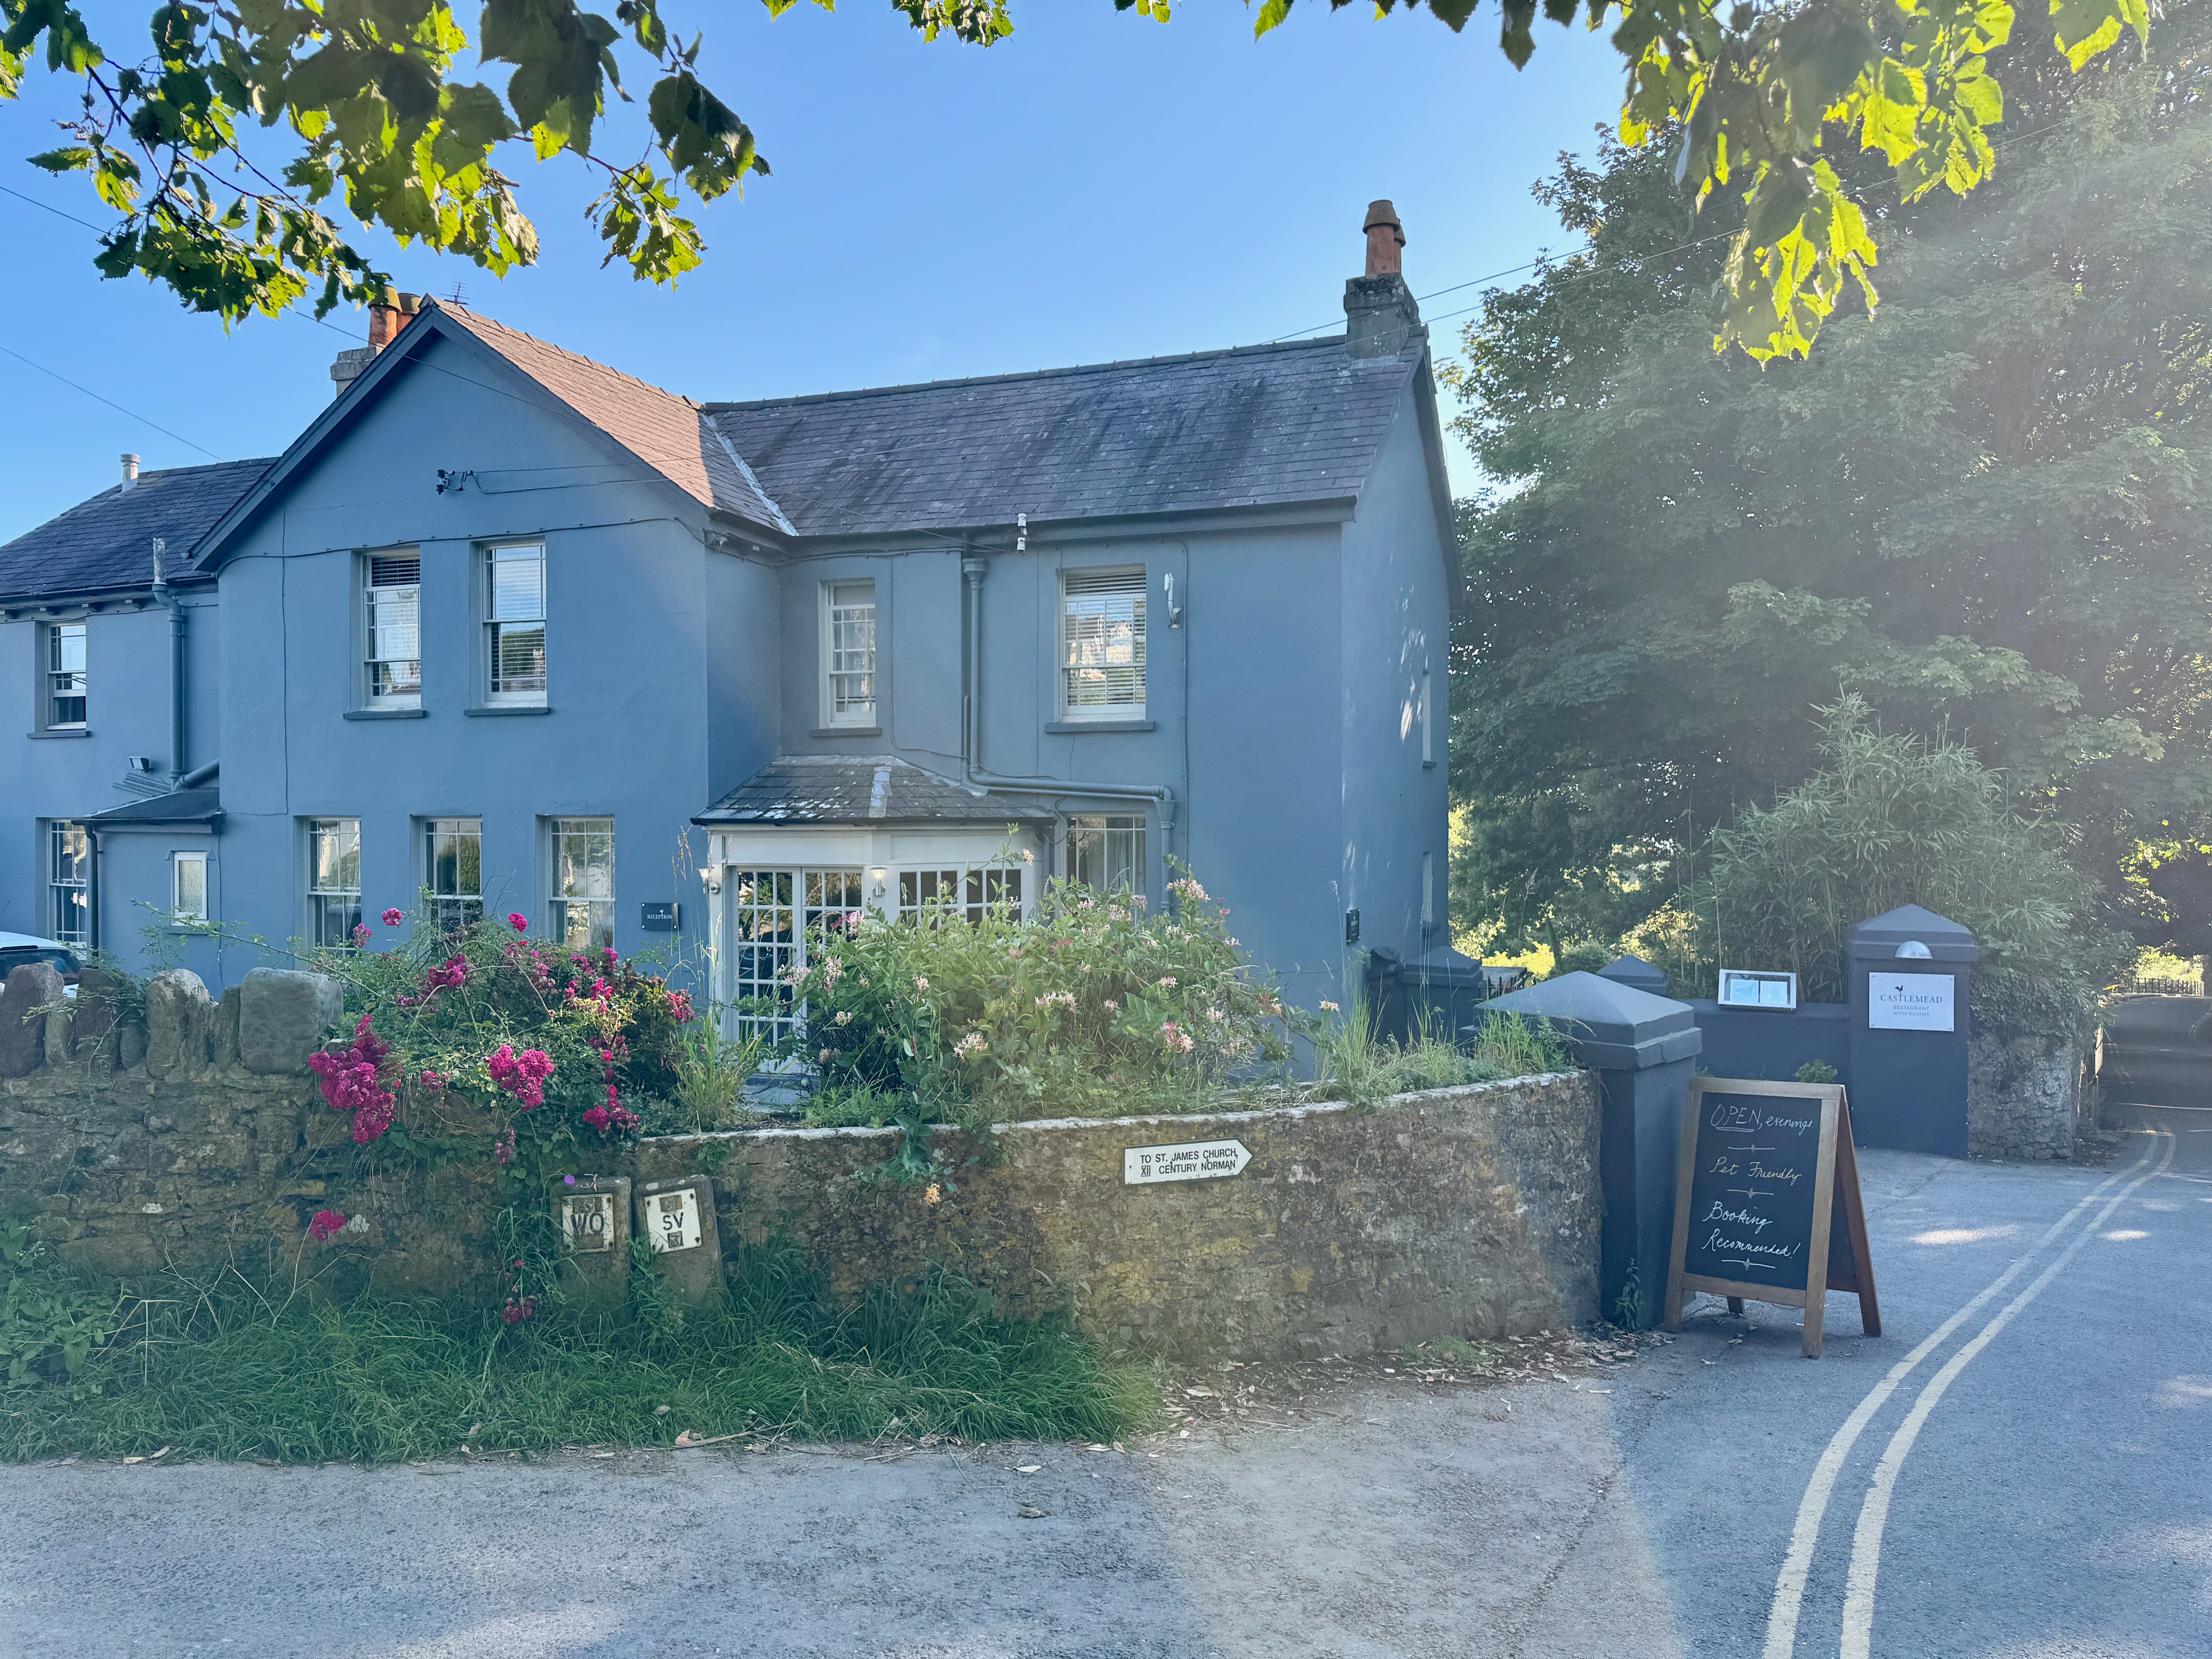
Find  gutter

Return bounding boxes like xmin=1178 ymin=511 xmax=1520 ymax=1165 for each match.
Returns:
xmin=959 ymin=522 xmax=1178 ymax=857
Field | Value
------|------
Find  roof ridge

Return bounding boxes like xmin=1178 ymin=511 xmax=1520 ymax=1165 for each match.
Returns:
xmin=701 ymin=335 xmax=1353 ymax=414
xmin=437 ymin=301 xmax=705 ymax=412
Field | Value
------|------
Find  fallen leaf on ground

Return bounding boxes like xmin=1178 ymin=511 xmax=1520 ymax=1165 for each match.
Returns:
xmin=1016 ymin=1465 xmax=1042 ymax=1474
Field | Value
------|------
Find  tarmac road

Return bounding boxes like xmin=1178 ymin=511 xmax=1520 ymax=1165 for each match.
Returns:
xmin=1 ymin=1124 xmax=2204 ymax=1658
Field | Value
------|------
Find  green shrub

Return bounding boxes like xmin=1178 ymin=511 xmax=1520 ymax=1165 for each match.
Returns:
xmin=1658 ymin=700 xmax=2131 ymax=1041
xmin=1304 ymin=1001 xmax=1573 ymax=1107
xmin=1549 ymin=941 xmax=1613 ymax=979
xmin=781 ymin=871 xmax=1292 ymax=1128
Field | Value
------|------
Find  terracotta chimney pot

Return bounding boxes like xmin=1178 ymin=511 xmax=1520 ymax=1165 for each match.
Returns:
xmin=1363 ymin=200 xmax=1405 ymax=278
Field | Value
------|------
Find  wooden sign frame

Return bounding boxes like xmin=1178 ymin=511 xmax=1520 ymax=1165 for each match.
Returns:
xmin=1664 ymin=1077 xmax=1881 ymax=1357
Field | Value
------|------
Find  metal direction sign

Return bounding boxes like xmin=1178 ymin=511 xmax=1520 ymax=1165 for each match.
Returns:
xmin=1123 ymin=1138 xmax=1252 ymax=1186
xmin=643 ymin=1187 xmax=703 ymax=1252
xmin=1869 ymin=972 xmax=1956 ymax=1032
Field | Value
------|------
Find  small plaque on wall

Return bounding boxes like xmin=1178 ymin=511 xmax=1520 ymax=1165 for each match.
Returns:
xmin=640 ymin=901 xmax=680 ymax=932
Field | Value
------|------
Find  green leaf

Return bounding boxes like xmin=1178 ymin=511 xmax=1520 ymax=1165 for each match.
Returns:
xmin=26 ymin=144 xmax=93 ymax=172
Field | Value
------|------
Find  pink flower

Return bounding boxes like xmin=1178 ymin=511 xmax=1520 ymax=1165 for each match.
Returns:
xmin=351 ymin=923 xmax=370 ymax=948
xmin=422 ymin=955 xmax=469 ymax=994
xmin=501 ymin=1296 xmax=537 ymax=1325
xmin=582 ymin=1105 xmax=611 ymax=1132
xmin=307 ymin=1208 xmax=347 ymax=1242
xmin=666 ymin=989 xmax=694 ymax=1024
xmin=486 ymin=1044 xmax=556 ymax=1109
xmin=381 ymin=908 xmax=404 ymax=927
xmin=508 ymin=912 xmax=529 ymax=933
xmin=307 ymin=1015 xmax=396 ymax=1144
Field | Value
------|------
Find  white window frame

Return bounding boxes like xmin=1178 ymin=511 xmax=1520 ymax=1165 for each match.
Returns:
xmin=483 ymin=541 xmax=548 ymax=707
xmin=1059 ymin=567 xmax=1146 ymax=721
xmin=362 ymin=551 xmax=422 ymax=710
xmin=726 ymin=868 xmax=866 ymax=1046
xmin=820 ymin=578 xmax=877 ymax=728
xmin=48 ymin=821 xmax=89 ymax=946
xmin=1065 ymin=814 xmax=1146 ymax=897
xmin=547 ymin=816 xmax=617 ymax=951
xmin=172 ymin=851 xmax=208 ymax=924
xmin=42 ymin=621 xmax=87 ymax=730
xmin=424 ymin=817 xmax=483 ymax=933
xmin=895 ymin=865 xmax=1022 ymax=924
xmin=306 ymin=817 xmax=362 ymax=948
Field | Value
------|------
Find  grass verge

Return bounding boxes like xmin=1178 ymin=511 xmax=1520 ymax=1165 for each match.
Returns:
xmin=0 ymin=1247 xmax=1151 ymax=1464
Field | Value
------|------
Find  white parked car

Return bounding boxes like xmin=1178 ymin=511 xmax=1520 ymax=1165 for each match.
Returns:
xmin=0 ymin=932 xmax=82 ymax=998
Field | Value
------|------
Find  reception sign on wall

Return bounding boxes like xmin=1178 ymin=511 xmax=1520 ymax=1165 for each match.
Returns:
xmin=1868 ymin=972 xmax=1956 ymax=1032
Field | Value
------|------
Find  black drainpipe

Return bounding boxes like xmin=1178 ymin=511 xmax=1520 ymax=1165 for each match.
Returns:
xmin=150 ymin=538 xmax=187 ymax=783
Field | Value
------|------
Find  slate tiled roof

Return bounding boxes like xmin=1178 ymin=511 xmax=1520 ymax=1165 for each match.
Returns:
xmin=437 ymin=306 xmax=793 ymax=532
xmin=697 ymin=756 xmax=1054 ymax=826
xmin=0 ymin=460 xmax=272 ymax=601
xmin=83 ymin=787 xmax=223 ymax=825
xmin=704 ymin=338 xmax=1416 ymax=538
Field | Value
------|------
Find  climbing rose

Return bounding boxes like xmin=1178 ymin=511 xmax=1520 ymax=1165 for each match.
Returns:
xmin=486 ymin=1044 xmax=556 ymax=1109
xmin=381 ymin=908 xmax=404 ymax=927
xmin=307 ymin=1015 xmax=395 ymax=1143
xmin=508 ymin=912 xmax=529 ymax=932
xmin=307 ymin=1209 xmax=347 ymax=1242
xmin=582 ymin=1105 xmax=611 ymax=1132
xmin=422 ymin=955 xmax=469 ymax=994
xmin=351 ymin=923 xmax=370 ymax=948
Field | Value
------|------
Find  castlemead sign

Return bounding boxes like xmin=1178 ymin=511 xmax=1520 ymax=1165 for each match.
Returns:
xmin=1868 ymin=971 xmax=1955 ymax=1032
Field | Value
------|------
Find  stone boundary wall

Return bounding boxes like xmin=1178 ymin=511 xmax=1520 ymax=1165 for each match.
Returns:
xmin=1967 ymin=1031 xmax=2082 ymax=1161
xmin=637 ymin=1073 xmax=1603 ymax=1361
xmin=3 ymin=957 xmax=1603 ymax=1360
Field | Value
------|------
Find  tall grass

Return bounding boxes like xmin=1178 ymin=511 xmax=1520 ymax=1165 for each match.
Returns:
xmin=0 ymin=1249 xmax=1149 ymax=1464
xmin=1305 ymin=999 xmax=1572 ymax=1107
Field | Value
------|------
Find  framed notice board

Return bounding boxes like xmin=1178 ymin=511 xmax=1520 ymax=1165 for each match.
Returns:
xmin=1664 ymin=1077 xmax=1881 ymax=1357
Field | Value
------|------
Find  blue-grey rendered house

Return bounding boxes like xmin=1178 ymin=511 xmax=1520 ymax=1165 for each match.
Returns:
xmin=0 ymin=206 xmax=1458 ymax=1029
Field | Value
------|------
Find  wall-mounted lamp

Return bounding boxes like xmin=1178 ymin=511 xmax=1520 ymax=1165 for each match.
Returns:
xmin=867 ymin=864 xmax=889 ymax=898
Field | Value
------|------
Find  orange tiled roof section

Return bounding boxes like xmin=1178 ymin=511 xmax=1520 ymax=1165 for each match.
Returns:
xmin=434 ymin=305 xmax=789 ymax=534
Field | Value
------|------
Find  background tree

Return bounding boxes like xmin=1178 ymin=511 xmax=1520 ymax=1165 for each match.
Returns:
xmin=1446 ymin=14 xmax=2212 ymax=958
xmin=0 ymin=0 xmax=2149 ymax=346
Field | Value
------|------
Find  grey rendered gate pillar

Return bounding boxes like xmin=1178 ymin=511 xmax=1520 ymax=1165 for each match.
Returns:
xmin=1477 ymin=972 xmax=1703 ymax=1329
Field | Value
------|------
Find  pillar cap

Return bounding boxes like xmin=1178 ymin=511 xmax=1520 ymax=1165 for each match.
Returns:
xmin=1475 ymin=971 xmax=1703 ymax=1071
xmin=1847 ymin=904 xmax=1980 ymax=963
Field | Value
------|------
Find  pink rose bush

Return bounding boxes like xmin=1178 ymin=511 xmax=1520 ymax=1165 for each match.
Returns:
xmin=302 ymin=912 xmax=699 ymax=1159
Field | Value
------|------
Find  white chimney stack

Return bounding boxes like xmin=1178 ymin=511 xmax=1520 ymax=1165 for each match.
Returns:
xmin=120 ymin=453 xmax=140 ymax=491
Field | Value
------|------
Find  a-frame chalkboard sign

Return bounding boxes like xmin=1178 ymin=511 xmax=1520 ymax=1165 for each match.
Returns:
xmin=1664 ymin=1078 xmax=1881 ymax=1357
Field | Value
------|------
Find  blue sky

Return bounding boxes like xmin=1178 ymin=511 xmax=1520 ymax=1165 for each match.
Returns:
xmin=0 ymin=3 xmax=1626 ymax=543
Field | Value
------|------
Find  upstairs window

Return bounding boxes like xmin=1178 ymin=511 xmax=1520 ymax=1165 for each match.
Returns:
xmin=822 ymin=579 xmax=877 ymax=727
xmin=1066 ymin=814 xmax=1146 ymax=895
xmin=485 ymin=543 xmax=546 ymax=705
xmin=48 ymin=822 xmax=89 ymax=946
xmin=425 ymin=818 xmax=483 ymax=933
xmin=45 ymin=622 xmax=86 ymax=728
xmin=307 ymin=818 xmax=361 ymax=947
xmin=364 ymin=554 xmax=421 ymax=708
xmin=1061 ymin=568 xmax=1145 ymax=720
xmin=548 ymin=817 xmax=615 ymax=951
